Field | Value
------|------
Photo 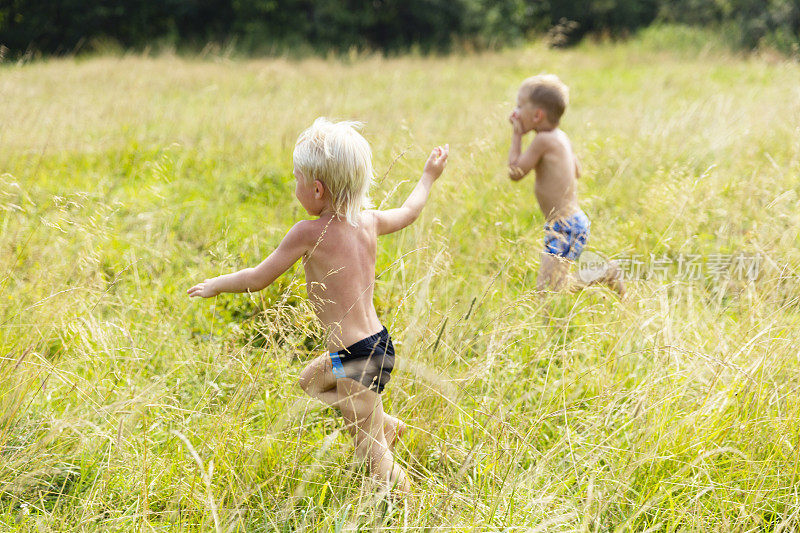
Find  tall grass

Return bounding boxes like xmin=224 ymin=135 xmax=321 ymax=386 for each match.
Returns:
xmin=1 ymin=30 xmax=799 ymax=530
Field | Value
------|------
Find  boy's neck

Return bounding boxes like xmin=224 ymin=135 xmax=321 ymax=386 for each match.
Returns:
xmin=534 ymin=123 xmax=558 ymax=133
xmin=318 ymin=205 xmax=338 ymax=219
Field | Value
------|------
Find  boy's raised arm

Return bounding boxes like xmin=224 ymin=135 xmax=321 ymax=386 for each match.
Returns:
xmin=373 ymin=145 xmax=448 ymax=236
xmin=508 ymin=130 xmax=548 ymax=181
xmin=187 ymin=222 xmax=311 ymax=298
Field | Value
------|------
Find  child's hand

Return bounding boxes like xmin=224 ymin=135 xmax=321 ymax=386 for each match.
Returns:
xmin=509 ymin=110 xmax=523 ymax=135
xmin=422 ymin=144 xmax=449 ymax=180
xmin=187 ymin=278 xmax=220 ymax=298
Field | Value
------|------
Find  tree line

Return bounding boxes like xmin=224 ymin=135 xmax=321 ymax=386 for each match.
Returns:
xmin=1 ymin=0 xmax=797 ymax=57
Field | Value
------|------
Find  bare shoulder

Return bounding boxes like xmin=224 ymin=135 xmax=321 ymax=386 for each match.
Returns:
xmin=362 ymin=210 xmax=379 ymax=224
xmin=556 ymin=129 xmax=576 ymax=152
xmin=284 ymin=219 xmax=321 ymax=247
xmin=362 ymin=209 xmax=382 ymax=234
xmin=531 ymin=130 xmax=559 ymax=151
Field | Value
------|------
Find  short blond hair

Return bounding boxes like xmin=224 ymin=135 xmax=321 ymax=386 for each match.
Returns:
xmin=520 ymin=74 xmax=569 ymax=125
xmin=293 ymin=117 xmax=374 ymax=226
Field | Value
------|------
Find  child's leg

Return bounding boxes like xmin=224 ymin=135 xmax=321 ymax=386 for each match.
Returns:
xmin=536 ymin=252 xmax=571 ymax=293
xmin=298 ymin=353 xmax=406 ymax=446
xmin=571 ymin=260 xmax=625 ymax=297
xmin=538 ymin=251 xmax=625 ymax=297
xmin=382 ymin=414 xmax=406 ymax=450
xmin=599 ymin=260 xmax=626 ymax=297
xmin=298 ymin=353 xmax=339 ymax=406
xmin=336 ymin=378 xmax=410 ymax=492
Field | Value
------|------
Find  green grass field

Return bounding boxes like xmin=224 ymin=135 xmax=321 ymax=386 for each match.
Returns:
xmin=2 ymin=26 xmax=800 ymax=531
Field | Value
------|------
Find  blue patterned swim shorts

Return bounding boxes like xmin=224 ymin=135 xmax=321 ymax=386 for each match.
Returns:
xmin=543 ymin=210 xmax=590 ymax=261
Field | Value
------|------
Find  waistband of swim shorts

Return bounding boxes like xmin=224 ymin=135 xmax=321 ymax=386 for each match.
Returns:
xmin=336 ymin=326 xmax=390 ymax=356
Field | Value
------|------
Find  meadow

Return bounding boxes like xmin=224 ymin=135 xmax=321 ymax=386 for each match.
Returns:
xmin=1 ymin=26 xmax=800 ymax=531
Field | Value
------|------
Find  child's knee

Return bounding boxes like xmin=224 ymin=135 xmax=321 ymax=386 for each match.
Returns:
xmin=297 ymin=373 xmax=309 ymax=393
xmin=299 ymin=354 xmax=328 ymax=388
xmin=297 ymin=365 xmax=316 ymax=393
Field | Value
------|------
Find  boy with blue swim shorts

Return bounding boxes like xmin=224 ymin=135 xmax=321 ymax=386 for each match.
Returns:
xmin=507 ymin=74 xmax=624 ymax=295
xmin=189 ymin=118 xmax=449 ymax=493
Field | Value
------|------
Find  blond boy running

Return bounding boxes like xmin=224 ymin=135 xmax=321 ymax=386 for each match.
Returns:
xmin=189 ymin=118 xmax=448 ymax=492
xmin=507 ymin=74 xmax=623 ymax=295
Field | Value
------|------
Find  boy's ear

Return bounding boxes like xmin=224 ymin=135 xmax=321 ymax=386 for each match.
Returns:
xmin=313 ymin=179 xmax=325 ymax=199
xmin=534 ymin=108 xmax=545 ymax=123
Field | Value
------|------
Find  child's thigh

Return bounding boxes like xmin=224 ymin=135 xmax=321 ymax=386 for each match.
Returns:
xmin=537 ymin=252 xmax=571 ymax=290
xmin=336 ymin=379 xmax=384 ymax=426
xmin=299 ymin=352 xmax=338 ymax=390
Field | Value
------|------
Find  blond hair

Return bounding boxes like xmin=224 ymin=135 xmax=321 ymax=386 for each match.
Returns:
xmin=293 ymin=117 xmax=374 ymax=226
xmin=520 ymin=74 xmax=569 ymax=125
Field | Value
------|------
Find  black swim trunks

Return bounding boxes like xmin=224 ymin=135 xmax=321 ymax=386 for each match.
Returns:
xmin=329 ymin=327 xmax=395 ymax=393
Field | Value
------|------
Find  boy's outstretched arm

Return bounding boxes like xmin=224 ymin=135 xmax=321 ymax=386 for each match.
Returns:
xmin=373 ymin=144 xmax=448 ymax=236
xmin=187 ymin=222 xmax=311 ymax=298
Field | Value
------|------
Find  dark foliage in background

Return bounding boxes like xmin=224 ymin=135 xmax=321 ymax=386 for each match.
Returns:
xmin=660 ymin=0 xmax=800 ymax=53
xmin=0 ymin=0 xmax=798 ymax=57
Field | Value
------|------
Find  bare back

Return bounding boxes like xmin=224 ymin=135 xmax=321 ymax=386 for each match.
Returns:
xmin=301 ymin=212 xmax=383 ymax=351
xmin=534 ymin=129 xmax=580 ymax=221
